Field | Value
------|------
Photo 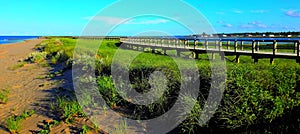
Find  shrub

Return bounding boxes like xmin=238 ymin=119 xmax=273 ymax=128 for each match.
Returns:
xmin=55 ymin=97 xmax=85 ymax=123
xmin=25 ymin=52 xmax=48 ymax=63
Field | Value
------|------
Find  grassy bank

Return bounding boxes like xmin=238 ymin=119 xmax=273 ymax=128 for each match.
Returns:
xmin=25 ymin=38 xmax=300 ymax=133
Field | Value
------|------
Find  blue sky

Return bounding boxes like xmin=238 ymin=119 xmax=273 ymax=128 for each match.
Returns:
xmin=0 ymin=0 xmax=299 ymax=36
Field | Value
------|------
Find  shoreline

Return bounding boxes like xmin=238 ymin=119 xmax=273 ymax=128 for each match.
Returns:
xmin=0 ymin=38 xmax=40 ymax=46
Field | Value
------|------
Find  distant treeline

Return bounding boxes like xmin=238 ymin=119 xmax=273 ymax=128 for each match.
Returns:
xmin=212 ymin=31 xmax=300 ymax=37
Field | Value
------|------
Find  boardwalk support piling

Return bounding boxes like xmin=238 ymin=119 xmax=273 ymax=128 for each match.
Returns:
xmin=236 ymin=54 xmax=240 ymax=63
xmin=194 ymin=52 xmax=199 ymax=59
xmin=177 ymin=50 xmax=181 ymax=57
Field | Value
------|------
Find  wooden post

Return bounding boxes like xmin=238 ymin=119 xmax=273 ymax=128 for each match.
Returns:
xmin=220 ymin=52 xmax=225 ymax=61
xmin=185 ymin=40 xmax=188 ymax=48
xmin=219 ymin=41 xmax=222 ymax=51
xmin=194 ymin=39 xmax=197 ymax=50
xmin=205 ymin=40 xmax=209 ymax=50
xmin=256 ymin=41 xmax=260 ymax=51
xmin=240 ymin=41 xmax=244 ymax=50
xmin=236 ymin=54 xmax=240 ymax=63
xmin=194 ymin=52 xmax=199 ymax=59
xmin=294 ymin=42 xmax=298 ymax=54
xmin=152 ymin=47 xmax=155 ymax=53
xmin=163 ymin=49 xmax=167 ymax=55
xmin=177 ymin=50 xmax=180 ymax=57
xmin=212 ymin=53 xmax=215 ymax=60
xmin=227 ymin=41 xmax=230 ymax=50
xmin=254 ymin=58 xmax=258 ymax=63
xmin=215 ymin=40 xmax=218 ymax=49
xmin=273 ymin=40 xmax=277 ymax=55
xmin=234 ymin=40 xmax=238 ymax=52
xmin=297 ymin=41 xmax=300 ymax=63
xmin=297 ymin=41 xmax=300 ymax=57
xmin=271 ymin=41 xmax=277 ymax=64
xmin=251 ymin=40 xmax=256 ymax=54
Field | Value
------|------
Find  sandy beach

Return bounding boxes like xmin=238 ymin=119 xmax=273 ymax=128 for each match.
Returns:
xmin=0 ymin=39 xmax=59 ymax=133
xmin=0 ymin=39 xmax=106 ymax=134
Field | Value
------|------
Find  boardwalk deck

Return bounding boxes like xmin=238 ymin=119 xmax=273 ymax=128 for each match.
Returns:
xmin=120 ymin=37 xmax=300 ymax=64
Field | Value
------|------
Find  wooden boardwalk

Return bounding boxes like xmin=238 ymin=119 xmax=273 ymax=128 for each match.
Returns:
xmin=120 ymin=37 xmax=300 ymax=64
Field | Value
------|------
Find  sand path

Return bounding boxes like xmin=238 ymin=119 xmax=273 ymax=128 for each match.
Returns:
xmin=0 ymin=39 xmax=58 ymax=133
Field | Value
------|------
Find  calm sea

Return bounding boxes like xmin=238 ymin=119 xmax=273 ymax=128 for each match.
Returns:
xmin=0 ymin=36 xmax=39 ymax=44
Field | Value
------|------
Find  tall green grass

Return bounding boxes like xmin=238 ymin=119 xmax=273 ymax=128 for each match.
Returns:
xmin=35 ymin=38 xmax=300 ymax=133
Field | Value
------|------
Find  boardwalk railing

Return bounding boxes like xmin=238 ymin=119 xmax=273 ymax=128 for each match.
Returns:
xmin=120 ymin=37 xmax=300 ymax=64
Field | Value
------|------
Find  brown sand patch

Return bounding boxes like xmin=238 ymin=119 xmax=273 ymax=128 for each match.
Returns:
xmin=0 ymin=39 xmax=59 ymax=133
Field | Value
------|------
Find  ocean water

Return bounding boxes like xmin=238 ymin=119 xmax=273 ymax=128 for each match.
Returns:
xmin=0 ymin=36 xmax=39 ymax=44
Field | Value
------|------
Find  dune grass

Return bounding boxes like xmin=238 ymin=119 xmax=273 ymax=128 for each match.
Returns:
xmin=5 ymin=109 xmax=35 ymax=133
xmin=32 ymin=38 xmax=300 ymax=133
xmin=0 ymin=88 xmax=9 ymax=104
xmin=8 ymin=62 xmax=25 ymax=71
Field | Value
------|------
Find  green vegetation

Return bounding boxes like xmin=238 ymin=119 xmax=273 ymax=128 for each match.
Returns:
xmin=5 ymin=109 xmax=35 ymax=133
xmin=33 ymin=38 xmax=300 ymax=133
xmin=25 ymin=51 xmax=48 ymax=63
xmin=5 ymin=117 xmax=21 ymax=133
xmin=38 ymin=120 xmax=60 ymax=134
xmin=80 ymin=125 xmax=90 ymax=134
xmin=8 ymin=62 xmax=25 ymax=71
xmin=54 ymin=96 xmax=85 ymax=124
xmin=0 ymin=88 xmax=9 ymax=104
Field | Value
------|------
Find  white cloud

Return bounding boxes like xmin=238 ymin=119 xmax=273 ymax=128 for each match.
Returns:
xmin=240 ymin=24 xmax=254 ymax=28
xmin=125 ymin=19 xmax=169 ymax=25
xmin=217 ymin=20 xmax=224 ymax=24
xmin=257 ymin=24 xmax=267 ymax=28
xmin=241 ymin=21 xmax=268 ymax=29
xmin=285 ymin=10 xmax=300 ymax=17
xmin=233 ymin=10 xmax=243 ymax=14
xmin=250 ymin=10 xmax=268 ymax=13
xmin=84 ymin=16 xmax=126 ymax=25
xmin=84 ymin=16 xmax=169 ymax=25
xmin=223 ymin=24 xmax=233 ymax=27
